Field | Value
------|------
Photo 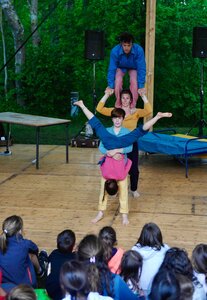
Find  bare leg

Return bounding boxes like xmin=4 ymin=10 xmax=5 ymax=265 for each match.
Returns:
xmin=91 ymin=211 xmax=104 ymax=223
xmin=115 ymin=68 xmax=124 ymax=107
xmin=122 ymin=214 xmax=129 ymax=225
xmin=128 ymin=69 xmax=138 ymax=108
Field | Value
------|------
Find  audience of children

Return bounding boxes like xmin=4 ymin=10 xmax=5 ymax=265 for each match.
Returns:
xmin=1 ymin=215 xmax=207 ymax=300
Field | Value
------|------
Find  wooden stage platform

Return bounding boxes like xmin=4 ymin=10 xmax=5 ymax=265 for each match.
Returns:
xmin=0 ymin=144 xmax=207 ymax=256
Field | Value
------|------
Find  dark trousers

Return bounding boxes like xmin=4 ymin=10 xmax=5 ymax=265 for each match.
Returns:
xmin=127 ymin=142 xmax=139 ymax=191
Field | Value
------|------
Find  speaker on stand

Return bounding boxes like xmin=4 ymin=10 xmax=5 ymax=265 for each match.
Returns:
xmin=71 ymin=31 xmax=104 ymax=148
xmin=85 ymin=30 xmax=105 ymax=112
xmin=187 ymin=27 xmax=207 ymax=137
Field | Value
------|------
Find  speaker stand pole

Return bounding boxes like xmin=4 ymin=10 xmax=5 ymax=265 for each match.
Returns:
xmin=187 ymin=58 xmax=207 ymax=137
xmin=92 ymin=60 xmax=97 ymax=113
xmin=198 ymin=58 xmax=206 ymax=137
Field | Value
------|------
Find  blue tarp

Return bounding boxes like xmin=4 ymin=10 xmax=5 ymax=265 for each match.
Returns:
xmin=139 ymin=132 xmax=207 ymax=156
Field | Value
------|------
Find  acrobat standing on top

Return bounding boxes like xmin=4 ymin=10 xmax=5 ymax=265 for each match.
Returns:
xmin=105 ymin=32 xmax=146 ymax=108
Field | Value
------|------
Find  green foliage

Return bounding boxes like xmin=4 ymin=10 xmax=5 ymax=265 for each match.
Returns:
xmin=0 ymin=0 xmax=207 ymax=132
xmin=154 ymin=0 xmax=207 ymax=125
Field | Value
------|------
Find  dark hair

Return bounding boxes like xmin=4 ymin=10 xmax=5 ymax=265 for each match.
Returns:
xmin=176 ymin=274 xmax=194 ymax=300
xmin=98 ymin=226 xmax=117 ymax=262
xmin=120 ymin=250 xmax=143 ymax=295
xmin=77 ymin=234 xmax=114 ymax=297
xmin=120 ymin=89 xmax=133 ymax=103
xmin=105 ymin=179 xmax=118 ymax=196
xmin=57 ymin=229 xmax=76 ymax=254
xmin=60 ymin=260 xmax=89 ymax=300
xmin=111 ymin=108 xmax=125 ymax=119
xmin=159 ymin=248 xmax=194 ymax=281
xmin=119 ymin=32 xmax=134 ymax=43
xmin=6 ymin=284 xmax=37 ymax=300
xmin=148 ymin=270 xmax=180 ymax=300
xmin=0 ymin=215 xmax=23 ymax=254
xmin=192 ymin=243 xmax=207 ymax=283
xmin=137 ymin=222 xmax=164 ymax=250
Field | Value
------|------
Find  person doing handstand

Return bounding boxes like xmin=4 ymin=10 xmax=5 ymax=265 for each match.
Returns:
xmin=93 ymin=107 xmax=133 ymax=225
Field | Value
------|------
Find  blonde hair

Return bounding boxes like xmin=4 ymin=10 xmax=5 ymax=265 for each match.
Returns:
xmin=0 ymin=215 xmax=23 ymax=254
xmin=6 ymin=284 xmax=37 ymax=300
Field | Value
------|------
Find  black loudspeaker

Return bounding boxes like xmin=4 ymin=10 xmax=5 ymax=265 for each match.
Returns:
xmin=192 ymin=27 xmax=207 ymax=58
xmin=85 ymin=30 xmax=104 ymax=60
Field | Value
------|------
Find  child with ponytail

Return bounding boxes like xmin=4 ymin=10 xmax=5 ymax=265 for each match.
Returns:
xmin=0 ymin=215 xmax=47 ymax=290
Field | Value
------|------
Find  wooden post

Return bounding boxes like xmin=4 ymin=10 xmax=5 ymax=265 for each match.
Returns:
xmin=145 ymin=0 xmax=156 ymax=122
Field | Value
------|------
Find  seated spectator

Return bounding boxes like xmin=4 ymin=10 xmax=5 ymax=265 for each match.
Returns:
xmin=77 ymin=234 xmax=144 ymax=300
xmin=6 ymin=284 xmax=36 ymax=300
xmin=45 ymin=229 xmax=76 ymax=300
xmin=119 ymin=250 xmax=144 ymax=296
xmin=159 ymin=247 xmax=206 ymax=300
xmin=192 ymin=244 xmax=207 ymax=295
xmin=98 ymin=226 xmax=124 ymax=274
xmin=148 ymin=270 xmax=180 ymax=300
xmin=0 ymin=215 xmax=47 ymax=290
xmin=60 ymin=260 xmax=113 ymax=300
xmin=131 ymin=222 xmax=170 ymax=296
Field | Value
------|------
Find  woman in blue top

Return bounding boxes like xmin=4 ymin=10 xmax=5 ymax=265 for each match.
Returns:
xmin=0 ymin=215 xmax=43 ymax=288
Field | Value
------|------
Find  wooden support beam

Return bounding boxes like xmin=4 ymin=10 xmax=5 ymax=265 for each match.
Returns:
xmin=145 ymin=0 xmax=156 ymax=121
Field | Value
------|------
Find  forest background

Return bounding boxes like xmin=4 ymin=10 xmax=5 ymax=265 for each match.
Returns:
xmin=0 ymin=0 xmax=207 ymax=144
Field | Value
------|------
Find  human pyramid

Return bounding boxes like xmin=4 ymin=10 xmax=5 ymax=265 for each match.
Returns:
xmin=74 ymin=32 xmax=172 ymax=226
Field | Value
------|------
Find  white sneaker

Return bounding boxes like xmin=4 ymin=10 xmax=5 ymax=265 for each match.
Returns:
xmin=131 ymin=190 xmax=140 ymax=198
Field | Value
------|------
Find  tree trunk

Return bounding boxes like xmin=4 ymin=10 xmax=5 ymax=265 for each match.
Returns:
xmin=0 ymin=7 xmax=8 ymax=99
xmin=28 ymin=0 xmax=41 ymax=47
xmin=0 ymin=0 xmax=25 ymax=106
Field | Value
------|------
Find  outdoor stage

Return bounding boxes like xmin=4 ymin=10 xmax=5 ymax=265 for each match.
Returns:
xmin=0 ymin=144 xmax=207 ymax=255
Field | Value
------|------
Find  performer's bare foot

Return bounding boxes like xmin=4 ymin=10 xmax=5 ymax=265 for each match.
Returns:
xmin=157 ymin=112 xmax=172 ymax=118
xmin=73 ymin=100 xmax=83 ymax=107
xmin=91 ymin=211 xmax=104 ymax=224
xmin=122 ymin=214 xmax=129 ymax=225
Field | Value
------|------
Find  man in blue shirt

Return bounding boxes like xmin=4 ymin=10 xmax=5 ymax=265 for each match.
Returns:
xmin=105 ymin=32 xmax=146 ymax=108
